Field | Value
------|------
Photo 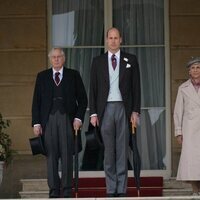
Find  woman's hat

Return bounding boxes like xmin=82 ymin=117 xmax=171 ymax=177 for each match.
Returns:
xmin=186 ymin=57 xmax=200 ymax=68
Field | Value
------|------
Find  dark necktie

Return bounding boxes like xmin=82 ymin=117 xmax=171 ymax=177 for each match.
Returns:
xmin=55 ymin=72 xmax=60 ymax=85
xmin=111 ymin=54 xmax=117 ymax=70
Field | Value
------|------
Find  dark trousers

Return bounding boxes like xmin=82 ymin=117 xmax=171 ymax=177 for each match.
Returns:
xmin=45 ymin=110 xmax=73 ymax=197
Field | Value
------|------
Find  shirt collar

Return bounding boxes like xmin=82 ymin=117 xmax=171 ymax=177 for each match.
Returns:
xmin=53 ymin=67 xmax=63 ymax=76
xmin=108 ymin=50 xmax=120 ymax=59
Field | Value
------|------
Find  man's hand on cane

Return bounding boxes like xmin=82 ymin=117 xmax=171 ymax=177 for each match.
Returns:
xmin=73 ymin=119 xmax=82 ymax=132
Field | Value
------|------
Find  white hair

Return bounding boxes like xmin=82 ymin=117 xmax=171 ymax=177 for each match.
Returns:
xmin=48 ymin=47 xmax=65 ymax=59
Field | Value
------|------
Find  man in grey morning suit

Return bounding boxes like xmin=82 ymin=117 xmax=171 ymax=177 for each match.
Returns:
xmin=32 ymin=48 xmax=87 ymax=198
xmin=89 ymin=28 xmax=141 ymax=197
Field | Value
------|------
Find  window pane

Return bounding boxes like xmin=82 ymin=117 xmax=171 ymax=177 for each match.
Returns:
xmin=63 ymin=48 xmax=104 ymax=95
xmin=51 ymin=0 xmax=167 ymax=171
xmin=137 ymin=108 xmax=166 ymax=170
xmin=63 ymin=48 xmax=105 ymax=171
xmin=123 ymin=47 xmax=166 ymax=170
xmin=122 ymin=47 xmax=165 ymax=107
xmin=52 ymin=0 xmax=104 ymax=46
xmin=113 ymin=0 xmax=166 ymax=171
xmin=113 ymin=0 xmax=164 ymax=45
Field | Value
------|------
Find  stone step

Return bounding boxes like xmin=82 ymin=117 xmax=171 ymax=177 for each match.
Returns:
xmin=19 ymin=192 xmax=200 ymax=200
xmin=19 ymin=177 xmax=194 ymax=198
xmin=19 ymin=190 xmax=193 ymax=199
xmin=20 ymin=177 xmax=164 ymax=191
xmin=19 ymin=191 xmax=48 ymax=199
xmin=163 ymin=178 xmax=191 ymax=189
xmin=21 ymin=179 xmax=48 ymax=191
xmin=20 ymin=178 xmax=162 ymax=198
xmin=21 ymin=177 xmax=191 ymax=191
xmin=163 ymin=188 xmax=192 ymax=196
xmin=163 ymin=178 xmax=192 ymax=197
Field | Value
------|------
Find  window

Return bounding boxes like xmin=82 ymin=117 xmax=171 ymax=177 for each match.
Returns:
xmin=50 ymin=0 xmax=170 ymax=175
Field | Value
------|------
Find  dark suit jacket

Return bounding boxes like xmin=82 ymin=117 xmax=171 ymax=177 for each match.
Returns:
xmin=32 ymin=67 xmax=88 ymax=130
xmin=89 ymin=51 xmax=141 ymax=125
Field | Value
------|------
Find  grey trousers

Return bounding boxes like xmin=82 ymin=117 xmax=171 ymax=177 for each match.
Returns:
xmin=101 ymin=102 xmax=129 ymax=194
xmin=45 ymin=111 xmax=73 ymax=197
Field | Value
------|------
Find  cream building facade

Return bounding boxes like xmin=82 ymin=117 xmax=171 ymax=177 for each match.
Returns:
xmin=0 ymin=0 xmax=200 ymax=197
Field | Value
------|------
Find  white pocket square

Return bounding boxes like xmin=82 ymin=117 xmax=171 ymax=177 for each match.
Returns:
xmin=126 ymin=64 xmax=131 ymax=68
xmin=124 ymin=57 xmax=128 ymax=62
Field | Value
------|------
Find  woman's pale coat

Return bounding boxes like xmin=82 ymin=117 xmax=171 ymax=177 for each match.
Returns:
xmin=174 ymin=79 xmax=200 ymax=180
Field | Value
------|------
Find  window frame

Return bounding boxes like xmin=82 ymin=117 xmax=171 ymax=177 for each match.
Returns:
xmin=47 ymin=0 xmax=171 ymax=179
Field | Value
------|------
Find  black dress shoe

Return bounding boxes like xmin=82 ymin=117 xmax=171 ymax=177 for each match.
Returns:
xmin=49 ymin=189 xmax=60 ymax=198
xmin=117 ymin=193 xmax=126 ymax=197
xmin=63 ymin=195 xmax=72 ymax=198
xmin=49 ymin=195 xmax=60 ymax=198
xmin=107 ymin=193 xmax=116 ymax=197
xmin=63 ymin=188 xmax=72 ymax=198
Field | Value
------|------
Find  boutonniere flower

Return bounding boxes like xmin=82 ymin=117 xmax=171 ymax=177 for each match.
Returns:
xmin=123 ymin=57 xmax=128 ymax=62
xmin=126 ymin=63 xmax=131 ymax=68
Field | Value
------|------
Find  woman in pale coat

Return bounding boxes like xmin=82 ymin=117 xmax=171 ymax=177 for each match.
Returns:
xmin=174 ymin=57 xmax=200 ymax=195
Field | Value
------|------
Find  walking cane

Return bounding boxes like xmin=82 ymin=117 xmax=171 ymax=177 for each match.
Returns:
xmin=74 ymin=129 xmax=79 ymax=198
xmin=131 ymin=120 xmax=141 ymax=197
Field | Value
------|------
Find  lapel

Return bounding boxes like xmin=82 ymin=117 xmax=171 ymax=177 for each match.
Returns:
xmin=61 ymin=67 xmax=67 ymax=85
xmin=102 ymin=52 xmax=109 ymax=86
xmin=60 ymin=67 xmax=70 ymax=94
xmin=44 ymin=68 xmax=54 ymax=98
xmin=119 ymin=52 xmax=128 ymax=83
xmin=47 ymin=68 xmax=54 ymax=88
xmin=184 ymin=80 xmax=200 ymax=106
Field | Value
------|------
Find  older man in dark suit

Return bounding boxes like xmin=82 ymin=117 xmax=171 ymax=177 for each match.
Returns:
xmin=89 ymin=27 xmax=141 ymax=197
xmin=32 ymin=47 xmax=88 ymax=198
